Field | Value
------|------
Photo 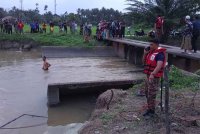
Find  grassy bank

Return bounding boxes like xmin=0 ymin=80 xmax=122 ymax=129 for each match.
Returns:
xmin=79 ymin=66 xmax=200 ymax=134
xmin=0 ymin=25 xmax=98 ymax=47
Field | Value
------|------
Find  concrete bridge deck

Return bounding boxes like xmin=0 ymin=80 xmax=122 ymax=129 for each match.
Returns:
xmin=48 ymin=79 xmax=143 ymax=106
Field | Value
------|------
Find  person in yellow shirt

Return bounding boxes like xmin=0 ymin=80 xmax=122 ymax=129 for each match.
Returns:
xmin=42 ymin=22 xmax=47 ymax=33
xmin=49 ymin=21 xmax=54 ymax=33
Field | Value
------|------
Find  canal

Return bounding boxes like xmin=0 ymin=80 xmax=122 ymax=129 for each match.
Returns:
xmin=0 ymin=50 xmax=144 ymax=134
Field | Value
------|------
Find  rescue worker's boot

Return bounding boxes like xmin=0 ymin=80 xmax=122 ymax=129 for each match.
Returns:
xmin=143 ymin=109 xmax=155 ymax=118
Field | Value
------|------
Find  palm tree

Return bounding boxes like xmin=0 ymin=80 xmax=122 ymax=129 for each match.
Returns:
xmin=126 ymin=0 xmax=200 ymax=19
xmin=126 ymin=0 xmax=200 ymax=42
xmin=36 ymin=3 xmax=39 ymax=11
xmin=44 ymin=5 xmax=48 ymax=13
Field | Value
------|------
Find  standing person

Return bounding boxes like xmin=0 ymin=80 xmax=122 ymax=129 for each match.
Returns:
xmin=0 ymin=21 xmax=3 ymax=33
xmin=7 ymin=21 xmax=12 ymax=35
xmin=18 ymin=20 xmax=24 ymax=34
xmin=36 ymin=22 xmax=40 ymax=33
xmin=58 ymin=21 xmax=63 ymax=33
xmin=80 ymin=23 xmax=83 ymax=35
xmin=63 ymin=21 xmax=68 ymax=34
xmin=69 ymin=21 xmax=73 ymax=34
xmin=120 ymin=21 xmax=126 ymax=38
xmin=111 ymin=21 xmax=116 ymax=38
xmin=181 ymin=15 xmax=193 ymax=54
xmin=74 ymin=22 xmax=78 ymax=34
xmin=83 ymin=23 xmax=90 ymax=42
xmin=143 ymin=39 xmax=166 ymax=118
xmin=4 ymin=20 xmax=9 ymax=34
xmin=115 ymin=21 xmax=120 ymax=38
xmin=42 ymin=22 xmax=47 ymax=33
xmin=42 ymin=56 xmax=51 ymax=71
xmin=154 ymin=15 xmax=164 ymax=42
xmin=192 ymin=16 xmax=200 ymax=53
xmin=14 ymin=20 xmax=18 ymax=33
xmin=30 ymin=22 xmax=35 ymax=33
xmin=119 ymin=21 xmax=122 ymax=38
xmin=49 ymin=21 xmax=54 ymax=33
xmin=72 ymin=22 xmax=75 ymax=34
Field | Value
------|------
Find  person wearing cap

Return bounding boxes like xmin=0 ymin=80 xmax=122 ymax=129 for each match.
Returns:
xmin=142 ymin=39 xmax=166 ymax=118
xmin=181 ymin=15 xmax=193 ymax=54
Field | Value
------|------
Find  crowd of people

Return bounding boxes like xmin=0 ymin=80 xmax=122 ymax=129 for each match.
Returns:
xmin=95 ymin=20 xmax=126 ymax=41
xmin=181 ymin=15 xmax=200 ymax=54
xmin=0 ymin=20 xmax=24 ymax=34
xmin=0 ymin=19 xmax=80 ymax=35
xmin=155 ymin=15 xmax=200 ymax=54
xmin=1 ymin=16 xmax=200 ymax=52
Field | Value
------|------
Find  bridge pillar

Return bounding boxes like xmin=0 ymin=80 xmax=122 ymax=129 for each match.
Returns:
xmin=47 ymin=86 xmax=60 ymax=106
xmin=168 ymin=54 xmax=200 ymax=72
xmin=113 ymin=42 xmax=126 ymax=59
xmin=127 ymin=46 xmax=143 ymax=65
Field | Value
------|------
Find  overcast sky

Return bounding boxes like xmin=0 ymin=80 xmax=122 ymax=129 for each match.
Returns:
xmin=1 ymin=0 xmax=127 ymax=14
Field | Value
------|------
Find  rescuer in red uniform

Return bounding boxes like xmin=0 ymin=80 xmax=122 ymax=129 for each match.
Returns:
xmin=142 ymin=39 xmax=166 ymax=118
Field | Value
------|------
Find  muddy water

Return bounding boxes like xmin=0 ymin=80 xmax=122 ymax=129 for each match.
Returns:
xmin=0 ymin=51 xmax=144 ymax=134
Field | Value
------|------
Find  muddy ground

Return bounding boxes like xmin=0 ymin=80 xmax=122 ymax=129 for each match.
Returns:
xmin=79 ymin=85 xmax=200 ymax=134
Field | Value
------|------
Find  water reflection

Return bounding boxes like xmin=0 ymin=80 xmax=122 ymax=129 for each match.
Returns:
xmin=48 ymin=93 xmax=97 ymax=126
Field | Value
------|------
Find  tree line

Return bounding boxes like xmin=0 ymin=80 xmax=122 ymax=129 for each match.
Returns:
xmin=0 ymin=6 xmax=124 ymax=25
xmin=1 ymin=0 xmax=199 ymax=28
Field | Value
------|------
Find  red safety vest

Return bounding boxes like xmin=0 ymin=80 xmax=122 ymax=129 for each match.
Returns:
xmin=144 ymin=47 xmax=166 ymax=78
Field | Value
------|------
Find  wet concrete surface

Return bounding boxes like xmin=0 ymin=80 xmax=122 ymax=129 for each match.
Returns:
xmin=0 ymin=50 xmax=144 ymax=134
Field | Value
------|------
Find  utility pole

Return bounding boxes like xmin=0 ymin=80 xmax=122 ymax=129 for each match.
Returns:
xmin=19 ymin=0 xmax=23 ymax=20
xmin=20 ymin=0 xmax=23 ymax=11
xmin=54 ymin=0 xmax=57 ymax=15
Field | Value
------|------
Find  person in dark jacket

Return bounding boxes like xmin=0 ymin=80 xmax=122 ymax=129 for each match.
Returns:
xmin=192 ymin=16 xmax=200 ymax=53
xmin=181 ymin=15 xmax=193 ymax=54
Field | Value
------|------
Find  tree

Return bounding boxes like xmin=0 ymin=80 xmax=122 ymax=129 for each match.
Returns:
xmin=35 ymin=3 xmax=39 ymax=13
xmin=44 ymin=5 xmax=48 ymax=13
xmin=126 ymin=0 xmax=200 ymax=42
xmin=0 ymin=8 xmax=7 ymax=19
xmin=126 ymin=0 xmax=200 ymax=23
xmin=126 ymin=0 xmax=200 ymax=17
xmin=0 ymin=7 xmax=123 ymax=25
xmin=43 ymin=11 xmax=54 ymax=23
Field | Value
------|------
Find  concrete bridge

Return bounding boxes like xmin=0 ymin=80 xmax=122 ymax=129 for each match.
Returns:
xmin=108 ymin=38 xmax=200 ymax=72
xmin=48 ymin=80 xmax=142 ymax=106
xmin=46 ymin=38 xmax=200 ymax=106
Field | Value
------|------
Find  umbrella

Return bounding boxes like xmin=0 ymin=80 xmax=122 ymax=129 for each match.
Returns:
xmin=1 ymin=16 xmax=16 ymax=22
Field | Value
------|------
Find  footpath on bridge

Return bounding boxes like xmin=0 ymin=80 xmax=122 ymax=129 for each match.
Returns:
xmin=108 ymin=38 xmax=200 ymax=61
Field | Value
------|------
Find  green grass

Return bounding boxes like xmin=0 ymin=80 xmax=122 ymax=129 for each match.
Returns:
xmin=100 ymin=112 xmax=115 ymax=125
xmin=169 ymin=66 xmax=200 ymax=91
xmin=0 ymin=25 xmax=98 ymax=47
